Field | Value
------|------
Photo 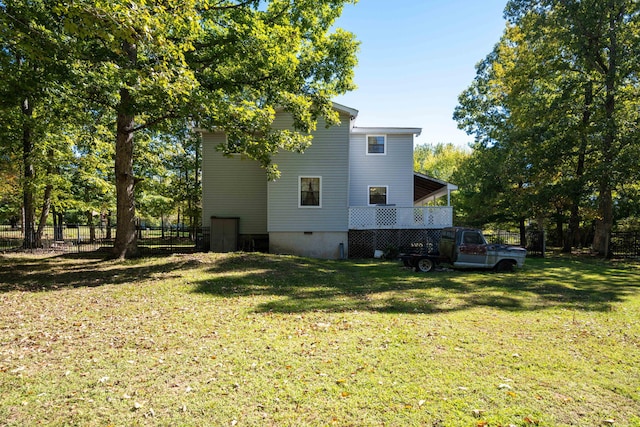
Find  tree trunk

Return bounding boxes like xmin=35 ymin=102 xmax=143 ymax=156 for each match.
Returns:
xmin=35 ymin=183 xmax=52 ymax=248
xmin=519 ymin=217 xmax=527 ymax=248
xmin=188 ymin=198 xmax=193 ymax=240
xmin=555 ymin=208 xmax=564 ymax=247
xmin=593 ymin=182 xmax=614 ymax=257
xmin=53 ymin=207 xmax=63 ymax=241
xmin=35 ymin=148 xmax=55 ymax=248
xmin=113 ymin=40 xmax=138 ymax=259
xmin=106 ymin=211 xmax=112 ymax=240
xmin=564 ymin=147 xmax=586 ymax=252
xmin=592 ymin=8 xmax=620 ymax=258
xmin=177 ymin=206 xmax=181 ymax=239
xmin=563 ymin=81 xmax=591 ymax=253
xmin=87 ymin=211 xmax=96 ymax=243
xmin=113 ymin=95 xmax=137 ymax=258
xmin=22 ymin=96 xmax=35 ymax=249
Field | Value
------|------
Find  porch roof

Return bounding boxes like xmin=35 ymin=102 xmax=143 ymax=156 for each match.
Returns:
xmin=414 ymin=172 xmax=458 ymax=204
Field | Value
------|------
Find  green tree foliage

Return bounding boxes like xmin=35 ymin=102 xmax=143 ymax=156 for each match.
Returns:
xmin=56 ymin=0 xmax=358 ymax=258
xmin=413 ymin=143 xmax=469 ymax=183
xmin=454 ymin=32 xmax=536 ymax=237
xmin=0 ymin=107 xmax=22 ymax=226
xmin=0 ymin=1 xmax=76 ymax=247
xmin=67 ymin=110 xmax=116 ymax=242
xmin=1 ymin=1 xmax=358 ymax=258
xmin=455 ymin=0 xmax=640 ymax=254
xmin=135 ymin=122 xmax=201 ymax=235
xmin=509 ymin=0 xmax=640 ymax=256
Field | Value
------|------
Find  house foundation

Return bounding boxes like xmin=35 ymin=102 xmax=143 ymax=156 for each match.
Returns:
xmin=269 ymin=232 xmax=348 ymax=259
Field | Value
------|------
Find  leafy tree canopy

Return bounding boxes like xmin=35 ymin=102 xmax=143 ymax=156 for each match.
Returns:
xmin=2 ymin=0 xmax=359 ymax=257
xmin=454 ymin=0 xmax=640 ymax=253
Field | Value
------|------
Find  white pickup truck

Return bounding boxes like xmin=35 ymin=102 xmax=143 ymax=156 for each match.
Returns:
xmin=401 ymin=227 xmax=527 ymax=272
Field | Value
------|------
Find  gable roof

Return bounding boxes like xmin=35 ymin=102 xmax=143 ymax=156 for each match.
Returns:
xmin=414 ymin=172 xmax=458 ymax=203
xmin=332 ymin=102 xmax=359 ymax=119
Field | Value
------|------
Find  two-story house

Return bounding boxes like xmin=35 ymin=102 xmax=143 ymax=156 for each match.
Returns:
xmin=201 ymin=103 xmax=457 ymax=258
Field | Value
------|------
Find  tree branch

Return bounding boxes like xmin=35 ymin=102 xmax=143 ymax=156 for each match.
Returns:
xmin=211 ymin=0 xmax=257 ymax=11
xmin=131 ymin=111 xmax=178 ymax=133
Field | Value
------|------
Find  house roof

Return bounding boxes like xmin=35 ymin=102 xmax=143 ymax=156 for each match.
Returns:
xmin=351 ymin=127 xmax=422 ymax=136
xmin=414 ymin=172 xmax=458 ymax=203
xmin=332 ymin=102 xmax=359 ymax=119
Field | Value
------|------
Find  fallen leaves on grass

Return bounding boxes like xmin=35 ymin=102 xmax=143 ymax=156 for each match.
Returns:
xmin=523 ymin=416 xmax=540 ymax=425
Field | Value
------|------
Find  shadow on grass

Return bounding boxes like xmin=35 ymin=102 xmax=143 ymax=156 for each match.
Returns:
xmin=0 ymin=251 xmax=202 ymax=292
xmin=2 ymin=251 xmax=637 ymax=315
xmin=192 ymin=254 xmax=640 ymax=314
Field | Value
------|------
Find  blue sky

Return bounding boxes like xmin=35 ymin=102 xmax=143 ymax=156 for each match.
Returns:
xmin=333 ymin=0 xmax=509 ymax=147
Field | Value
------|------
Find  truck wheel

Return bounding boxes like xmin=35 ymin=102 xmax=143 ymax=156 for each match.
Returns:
xmin=494 ymin=260 xmax=515 ymax=272
xmin=415 ymin=257 xmax=434 ymax=273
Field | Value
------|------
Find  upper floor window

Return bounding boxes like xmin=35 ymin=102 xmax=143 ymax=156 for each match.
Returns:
xmin=300 ymin=176 xmax=321 ymax=208
xmin=367 ymin=135 xmax=386 ymax=155
xmin=368 ymin=186 xmax=388 ymax=205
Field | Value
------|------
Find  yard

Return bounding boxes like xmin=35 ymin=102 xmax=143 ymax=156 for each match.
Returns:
xmin=0 ymin=252 xmax=638 ymax=426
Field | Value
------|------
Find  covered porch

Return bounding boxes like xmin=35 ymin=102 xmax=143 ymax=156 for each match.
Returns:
xmin=348 ymin=173 xmax=458 ymax=230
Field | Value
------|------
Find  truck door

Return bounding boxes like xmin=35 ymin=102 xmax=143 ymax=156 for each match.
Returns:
xmin=456 ymin=230 xmax=488 ymax=267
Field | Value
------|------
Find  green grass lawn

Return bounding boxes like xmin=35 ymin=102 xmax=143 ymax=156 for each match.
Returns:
xmin=1 ymin=252 xmax=638 ymax=426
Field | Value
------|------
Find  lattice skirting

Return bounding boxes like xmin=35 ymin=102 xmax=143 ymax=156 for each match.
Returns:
xmin=348 ymin=229 xmax=442 ymax=259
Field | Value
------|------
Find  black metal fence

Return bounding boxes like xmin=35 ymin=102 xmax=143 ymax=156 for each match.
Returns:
xmin=484 ymin=230 xmax=546 ymax=258
xmin=610 ymin=231 xmax=640 ymax=258
xmin=0 ymin=225 xmax=210 ymax=254
xmin=2 ymin=224 xmax=638 ymax=259
xmin=483 ymin=230 xmax=640 ymax=258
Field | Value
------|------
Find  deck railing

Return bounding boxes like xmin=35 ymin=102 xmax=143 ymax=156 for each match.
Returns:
xmin=348 ymin=206 xmax=453 ymax=230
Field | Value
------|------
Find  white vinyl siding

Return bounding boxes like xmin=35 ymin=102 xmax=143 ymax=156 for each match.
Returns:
xmin=267 ymin=112 xmax=351 ymax=232
xmin=349 ymin=133 xmax=414 ymax=207
xmin=201 ymin=132 xmax=267 ymax=234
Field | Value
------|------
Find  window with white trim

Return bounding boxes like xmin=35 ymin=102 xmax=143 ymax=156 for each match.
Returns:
xmin=366 ymin=135 xmax=386 ymax=155
xmin=299 ymin=176 xmax=321 ymax=208
xmin=368 ymin=186 xmax=388 ymax=205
